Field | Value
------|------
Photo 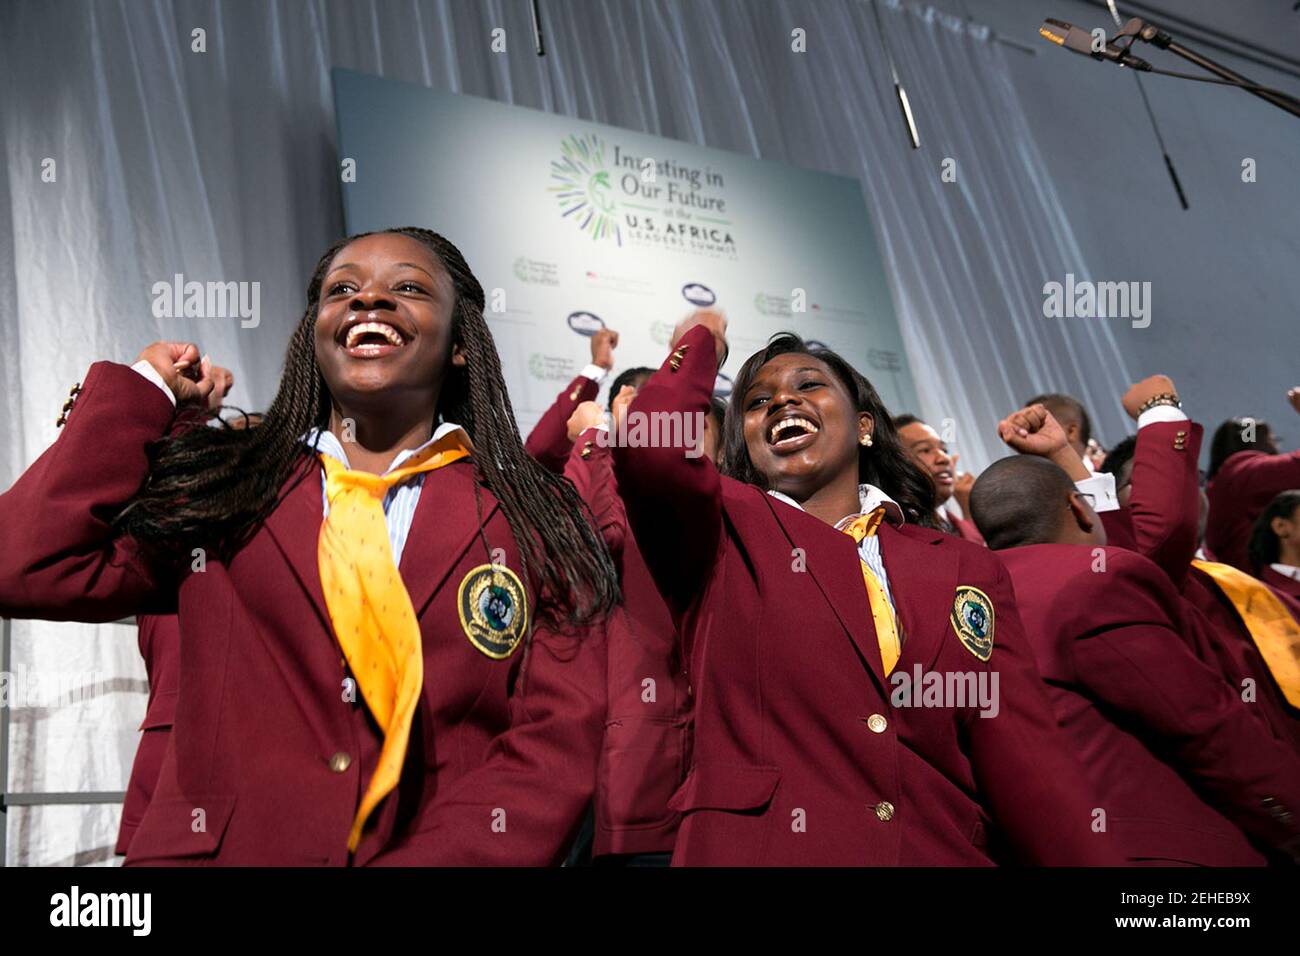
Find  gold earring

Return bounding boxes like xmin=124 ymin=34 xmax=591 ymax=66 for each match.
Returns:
xmin=860 ymin=433 xmax=873 ymax=447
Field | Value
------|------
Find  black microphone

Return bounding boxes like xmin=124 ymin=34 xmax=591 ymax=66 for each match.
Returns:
xmin=1039 ymin=18 xmax=1152 ymax=71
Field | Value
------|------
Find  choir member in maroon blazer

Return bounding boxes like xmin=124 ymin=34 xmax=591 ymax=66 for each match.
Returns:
xmin=971 ymin=454 xmax=1300 ymax=865
xmin=1093 ymin=378 xmax=1300 ymax=751
xmin=0 ymin=228 xmax=617 ymax=866
xmin=522 ymin=331 xmax=694 ymax=864
xmin=1250 ymin=490 xmax=1300 ymax=586
xmin=893 ymin=414 xmax=984 ymax=544
xmin=611 ymin=310 xmax=1120 ymax=866
xmin=562 ymin=386 xmax=711 ymax=863
xmin=1205 ymin=387 xmax=1300 ymax=572
xmin=1249 ymin=490 xmax=1300 ymax=618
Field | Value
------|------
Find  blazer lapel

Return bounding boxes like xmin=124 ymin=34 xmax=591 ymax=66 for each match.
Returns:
xmin=264 ymin=456 xmax=501 ymax=634
xmin=762 ymin=494 xmax=888 ymax=692
xmin=399 ymin=460 xmax=502 ymax=618
xmin=264 ymin=454 xmax=331 ymax=633
xmin=877 ymin=523 xmax=958 ymax=672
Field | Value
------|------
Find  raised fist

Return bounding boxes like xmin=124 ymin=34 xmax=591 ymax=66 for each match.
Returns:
xmin=590 ymin=328 xmax=619 ymax=371
xmin=135 ymin=342 xmax=221 ymax=407
xmin=566 ymin=400 xmax=607 ymax=442
xmin=670 ymin=309 xmax=728 ymax=367
xmin=997 ymin=404 xmax=1069 ymax=458
xmin=1122 ymin=375 xmax=1178 ymax=420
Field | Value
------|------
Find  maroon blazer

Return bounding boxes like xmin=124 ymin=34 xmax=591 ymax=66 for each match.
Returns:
xmin=610 ymin=327 xmax=1121 ymax=866
xmin=0 ymin=362 xmax=605 ymax=866
xmin=999 ymin=544 xmax=1300 ymax=865
xmin=564 ymin=431 xmax=690 ymax=857
xmin=1206 ymin=448 xmax=1300 ymax=574
xmin=523 ymin=374 xmax=599 ymax=473
xmin=116 ymin=614 xmax=181 ymax=856
xmin=1100 ymin=421 xmax=1203 ymax=592
xmin=1100 ymin=422 xmax=1300 ymax=748
xmin=949 ymin=514 xmax=986 ymax=546
xmin=1262 ymin=565 xmax=1300 ymax=601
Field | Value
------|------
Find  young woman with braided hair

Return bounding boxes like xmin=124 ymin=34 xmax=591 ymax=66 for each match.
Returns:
xmin=0 ymin=227 xmax=618 ymax=865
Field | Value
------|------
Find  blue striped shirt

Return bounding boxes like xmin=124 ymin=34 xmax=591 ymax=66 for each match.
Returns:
xmin=305 ymin=422 xmax=467 ymax=566
xmin=767 ymin=484 xmax=900 ymax=613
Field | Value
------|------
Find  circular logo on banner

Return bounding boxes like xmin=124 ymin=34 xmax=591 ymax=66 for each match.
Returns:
xmin=682 ymin=282 xmax=717 ymax=306
xmin=549 ymin=133 xmax=621 ymax=245
xmin=566 ymin=311 xmax=605 ymax=337
xmin=458 ymin=564 xmax=528 ymax=660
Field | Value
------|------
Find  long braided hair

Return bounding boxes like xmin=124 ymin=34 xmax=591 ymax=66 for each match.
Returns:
xmin=114 ymin=227 xmax=619 ymax=626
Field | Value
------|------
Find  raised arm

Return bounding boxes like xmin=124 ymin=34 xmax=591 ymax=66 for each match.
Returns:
xmin=997 ymin=404 xmax=1119 ymax=513
xmin=1117 ymin=376 xmax=1203 ymax=589
xmin=562 ymin=406 xmax=628 ymax=559
xmin=0 ymin=343 xmax=217 ymax=621
xmin=611 ymin=317 xmax=725 ymax=619
xmin=522 ymin=328 xmax=615 ymax=473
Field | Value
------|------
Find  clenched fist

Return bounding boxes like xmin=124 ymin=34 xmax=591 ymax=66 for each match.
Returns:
xmin=135 ymin=342 xmax=226 ymax=407
xmin=1122 ymin=375 xmax=1178 ymax=420
xmin=566 ymin=400 xmax=608 ymax=442
xmin=671 ymin=309 xmax=728 ymax=367
xmin=998 ymin=404 xmax=1069 ymax=457
xmin=590 ymin=328 xmax=619 ymax=372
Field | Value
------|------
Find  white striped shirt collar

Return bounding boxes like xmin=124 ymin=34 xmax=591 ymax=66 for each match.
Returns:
xmin=304 ymin=421 xmax=468 ymax=473
xmin=767 ymin=483 xmax=906 ymax=528
xmin=1271 ymin=563 xmax=1300 ymax=583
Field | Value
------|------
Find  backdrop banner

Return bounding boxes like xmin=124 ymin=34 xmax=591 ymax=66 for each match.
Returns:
xmin=333 ymin=69 xmax=919 ymax=428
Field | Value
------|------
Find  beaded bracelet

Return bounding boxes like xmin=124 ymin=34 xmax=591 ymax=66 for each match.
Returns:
xmin=1137 ymin=392 xmax=1181 ymax=414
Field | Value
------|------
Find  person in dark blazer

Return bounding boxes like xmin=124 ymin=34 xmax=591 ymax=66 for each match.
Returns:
xmin=971 ymin=454 xmax=1300 ymax=865
xmin=0 ymin=227 xmax=618 ymax=866
xmin=610 ymin=310 xmax=1120 ymax=866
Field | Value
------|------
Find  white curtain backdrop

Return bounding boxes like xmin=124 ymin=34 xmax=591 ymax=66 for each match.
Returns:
xmin=0 ymin=0 xmax=1131 ymax=864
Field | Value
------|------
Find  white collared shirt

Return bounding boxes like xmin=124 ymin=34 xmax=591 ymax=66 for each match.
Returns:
xmin=306 ymin=423 xmax=467 ymax=567
xmin=768 ymin=483 xmax=901 ymax=612
xmin=1271 ymin=563 xmax=1300 ymax=583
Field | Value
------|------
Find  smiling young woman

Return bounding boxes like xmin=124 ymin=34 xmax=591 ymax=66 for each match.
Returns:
xmin=0 ymin=227 xmax=618 ymax=866
xmin=611 ymin=310 xmax=1123 ymax=866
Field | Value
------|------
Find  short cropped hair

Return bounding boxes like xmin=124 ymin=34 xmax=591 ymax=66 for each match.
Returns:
xmin=969 ymin=455 xmax=1077 ymax=550
xmin=608 ymin=367 xmax=654 ymax=412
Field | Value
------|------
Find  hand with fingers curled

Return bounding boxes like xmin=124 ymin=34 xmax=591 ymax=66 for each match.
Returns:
xmin=135 ymin=342 xmax=229 ymax=408
xmin=671 ymin=309 xmax=728 ymax=367
xmin=566 ymin=400 xmax=608 ymax=442
xmin=590 ymin=328 xmax=619 ymax=372
xmin=998 ymin=402 xmax=1090 ymax=481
